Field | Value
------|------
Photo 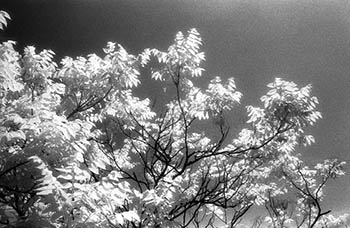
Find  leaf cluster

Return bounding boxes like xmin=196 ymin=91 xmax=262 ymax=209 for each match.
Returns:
xmin=0 ymin=13 xmax=347 ymax=228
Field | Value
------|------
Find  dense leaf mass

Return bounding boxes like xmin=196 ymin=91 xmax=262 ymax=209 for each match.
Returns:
xmin=0 ymin=13 xmax=348 ymax=228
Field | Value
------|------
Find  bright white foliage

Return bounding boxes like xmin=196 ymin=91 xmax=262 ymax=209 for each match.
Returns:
xmin=0 ymin=14 xmax=347 ymax=228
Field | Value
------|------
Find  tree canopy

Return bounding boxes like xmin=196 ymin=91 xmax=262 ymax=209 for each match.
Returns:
xmin=0 ymin=11 xmax=348 ymax=228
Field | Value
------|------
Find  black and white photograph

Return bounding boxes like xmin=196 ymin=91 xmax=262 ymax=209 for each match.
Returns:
xmin=0 ymin=0 xmax=349 ymax=227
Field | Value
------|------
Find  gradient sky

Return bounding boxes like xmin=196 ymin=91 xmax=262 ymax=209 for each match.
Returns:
xmin=2 ymin=0 xmax=350 ymax=215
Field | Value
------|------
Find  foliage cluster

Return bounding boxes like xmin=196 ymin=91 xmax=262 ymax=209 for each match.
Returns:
xmin=0 ymin=11 xmax=348 ymax=228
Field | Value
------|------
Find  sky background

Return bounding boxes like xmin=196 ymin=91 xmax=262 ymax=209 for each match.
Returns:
xmin=1 ymin=0 xmax=350 ymax=215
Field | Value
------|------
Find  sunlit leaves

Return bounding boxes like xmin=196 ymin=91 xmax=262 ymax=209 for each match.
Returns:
xmin=186 ymin=86 xmax=209 ymax=120
xmin=261 ymin=78 xmax=322 ymax=127
xmin=0 ymin=10 xmax=10 ymax=30
xmin=30 ymin=156 xmax=64 ymax=197
xmin=58 ymin=43 xmax=141 ymax=120
xmin=0 ymin=41 xmax=23 ymax=106
xmin=22 ymin=46 xmax=57 ymax=97
xmin=150 ymin=28 xmax=205 ymax=83
xmin=318 ymin=213 xmax=350 ymax=228
xmin=206 ymin=76 xmax=242 ymax=114
xmin=105 ymin=43 xmax=141 ymax=88
xmin=60 ymin=171 xmax=140 ymax=227
xmin=0 ymin=22 xmax=346 ymax=228
xmin=315 ymin=159 xmax=346 ymax=179
xmin=104 ymin=89 xmax=156 ymax=127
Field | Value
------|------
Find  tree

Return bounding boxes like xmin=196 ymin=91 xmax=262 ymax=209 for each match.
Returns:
xmin=0 ymin=11 xmax=348 ymax=228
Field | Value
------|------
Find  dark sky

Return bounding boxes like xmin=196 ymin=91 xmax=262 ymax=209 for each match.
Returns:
xmin=2 ymin=0 xmax=350 ymax=214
